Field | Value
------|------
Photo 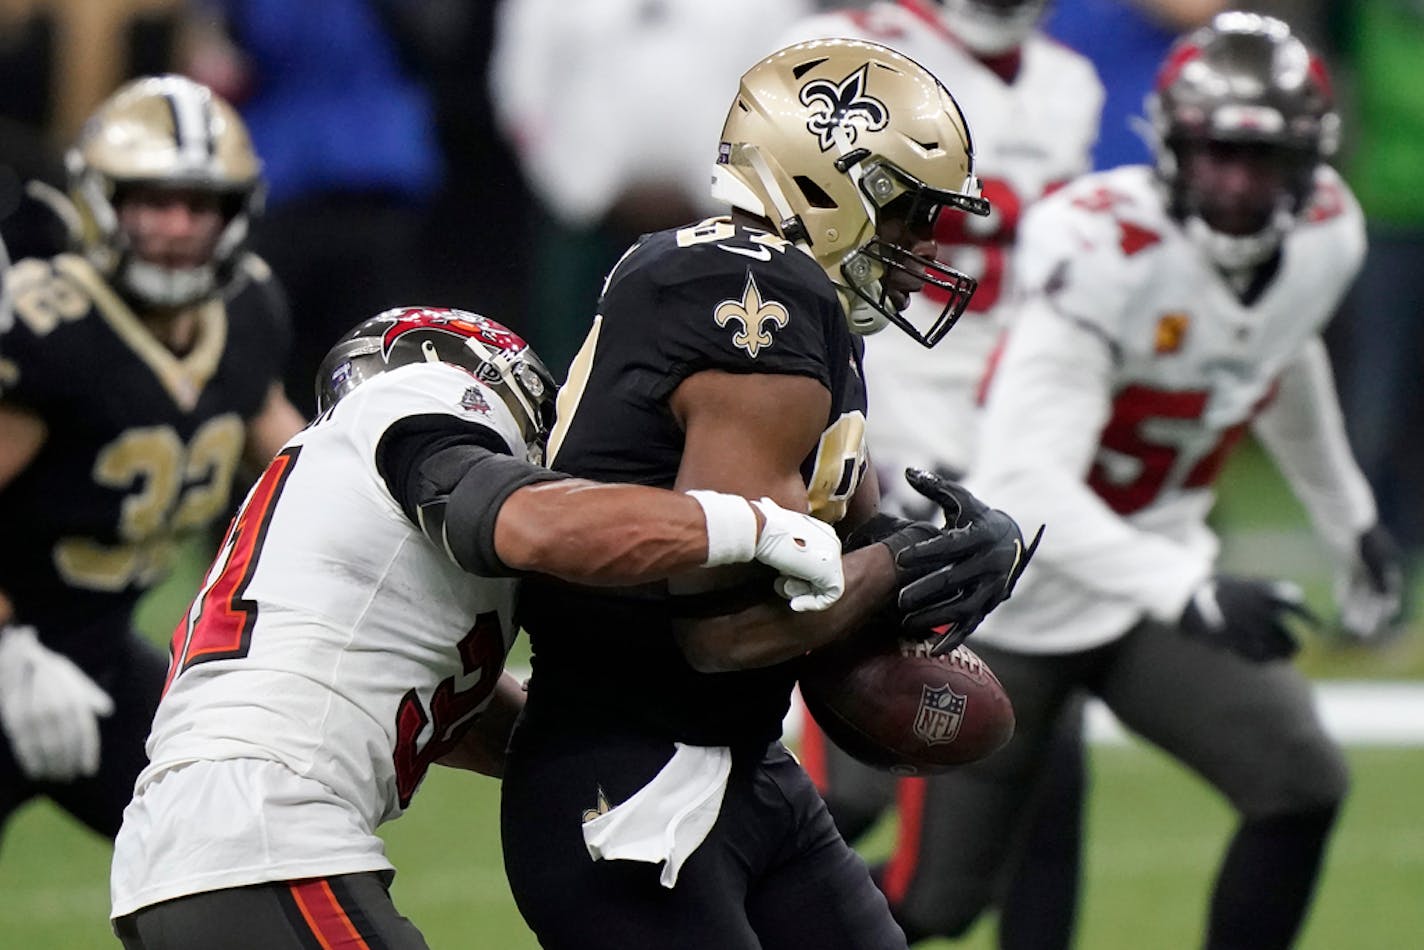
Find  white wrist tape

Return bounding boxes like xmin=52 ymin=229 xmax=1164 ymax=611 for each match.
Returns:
xmin=687 ymin=490 xmax=759 ymax=567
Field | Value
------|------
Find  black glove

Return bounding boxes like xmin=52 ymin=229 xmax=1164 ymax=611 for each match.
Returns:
xmin=842 ymin=511 xmax=941 ymax=563
xmin=1178 ymin=575 xmax=1319 ymax=662
xmin=842 ymin=512 xmax=975 ymax=646
xmin=1334 ymin=523 xmax=1407 ymax=646
xmin=890 ymin=469 xmax=1042 ymax=654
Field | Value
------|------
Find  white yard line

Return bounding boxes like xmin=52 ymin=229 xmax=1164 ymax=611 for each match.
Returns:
xmin=504 ymin=668 xmax=1424 ymax=747
xmin=1083 ymin=681 xmax=1424 ymax=747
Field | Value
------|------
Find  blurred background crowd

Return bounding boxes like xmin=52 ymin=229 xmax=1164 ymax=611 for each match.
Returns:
xmin=0 ymin=0 xmax=1416 ymax=565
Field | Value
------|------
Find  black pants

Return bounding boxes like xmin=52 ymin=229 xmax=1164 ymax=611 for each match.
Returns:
xmin=114 ymin=872 xmax=426 ymax=949
xmin=0 ymin=632 xmax=166 ymax=840
xmin=501 ymin=725 xmax=907 ymax=950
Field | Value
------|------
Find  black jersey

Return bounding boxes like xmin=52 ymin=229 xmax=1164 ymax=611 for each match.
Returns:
xmin=0 ymin=253 xmax=290 ymax=663
xmin=519 ymin=218 xmax=870 ymax=747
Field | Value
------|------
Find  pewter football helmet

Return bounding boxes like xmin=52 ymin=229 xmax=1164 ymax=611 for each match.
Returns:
xmin=1147 ymin=12 xmax=1337 ymax=269
xmin=317 ymin=307 xmax=557 ymax=464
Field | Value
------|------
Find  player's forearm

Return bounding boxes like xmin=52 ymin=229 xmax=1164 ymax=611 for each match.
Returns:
xmin=494 ymin=480 xmax=754 ymax=585
xmin=674 ymin=544 xmax=894 ymax=673
xmin=972 ymin=463 xmax=1207 ymax=621
xmin=1251 ymin=340 xmax=1377 ymax=557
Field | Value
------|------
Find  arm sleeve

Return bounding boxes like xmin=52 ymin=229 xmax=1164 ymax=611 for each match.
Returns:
xmin=967 ymin=298 xmax=1210 ymax=621
xmin=376 ymin=413 xmax=568 ymax=576
xmin=1251 ymin=336 xmax=1377 ymax=562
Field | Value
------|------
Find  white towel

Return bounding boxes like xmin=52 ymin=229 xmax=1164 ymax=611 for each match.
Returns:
xmin=581 ymin=742 xmax=733 ymax=888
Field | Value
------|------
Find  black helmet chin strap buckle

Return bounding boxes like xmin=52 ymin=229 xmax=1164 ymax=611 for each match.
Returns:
xmin=779 ymin=215 xmax=810 ymax=246
xmin=833 ymin=147 xmax=871 ymax=173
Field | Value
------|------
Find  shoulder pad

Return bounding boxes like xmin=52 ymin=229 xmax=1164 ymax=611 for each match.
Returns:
xmin=630 ymin=219 xmax=815 ymax=278
xmin=2 ymin=254 xmax=97 ymax=341
xmin=1015 ymin=172 xmax=1161 ymax=338
xmin=341 ymin=362 xmax=527 ymax=459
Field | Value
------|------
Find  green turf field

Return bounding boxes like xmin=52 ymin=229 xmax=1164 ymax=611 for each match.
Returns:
xmin=3 ymin=440 xmax=1421 ymax=947
xmin=4 ymin=742 xmax=1421 ymax=948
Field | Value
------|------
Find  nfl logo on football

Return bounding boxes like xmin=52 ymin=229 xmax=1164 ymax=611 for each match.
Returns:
xmin=914 ymin=683 xmax=967 ymax=746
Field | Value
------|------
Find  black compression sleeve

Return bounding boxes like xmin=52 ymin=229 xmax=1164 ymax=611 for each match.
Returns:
xmin=439 ymin=450 xmax=566 ymax=575
xmin=376 ymin=414 xmax=513 ymax=517
xmin=376 ymin=414 xmax=567 ymax=576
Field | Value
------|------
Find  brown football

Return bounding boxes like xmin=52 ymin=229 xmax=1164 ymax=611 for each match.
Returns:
xmin=799 ymin=636 xmax=1015 ymax=775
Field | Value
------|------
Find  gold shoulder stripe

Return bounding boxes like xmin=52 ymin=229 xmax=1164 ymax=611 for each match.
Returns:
xmin=54 ymin=255 xmax=228 ymax=412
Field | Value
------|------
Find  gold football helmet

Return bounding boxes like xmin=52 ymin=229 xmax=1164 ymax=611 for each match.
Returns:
xmin=66 ymin=74 xmax=264 ymax=309
xmin=711 ymin=39 xmax=988 ymax=347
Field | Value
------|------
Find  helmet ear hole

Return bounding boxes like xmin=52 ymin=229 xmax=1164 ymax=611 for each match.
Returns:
xmin=793 ymin=176 xmax=837 ymax=210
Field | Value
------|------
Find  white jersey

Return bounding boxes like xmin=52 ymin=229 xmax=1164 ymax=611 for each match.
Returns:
xmin=112 ymin=362 xmax=526 ymax=915
xmin=780 ymin=1 xmax=1103 ymax=502
xmin=966 ymin=164 xmax=1376 ymax=653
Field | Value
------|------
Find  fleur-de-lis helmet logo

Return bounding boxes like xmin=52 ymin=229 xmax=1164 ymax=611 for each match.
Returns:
xmin=800 ymin=64 xmax=890 ymax=152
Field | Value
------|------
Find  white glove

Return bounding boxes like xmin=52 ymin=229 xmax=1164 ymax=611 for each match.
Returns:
xmin=1334 ymin=525 xmax=1406 ymax=644
xmin=749 ymin=498 xmax=845 ymax=612
xmin=0 ymin=625 xmax=114 ymax=782
xmin=687 ymin=490 xmax=846 ymax=612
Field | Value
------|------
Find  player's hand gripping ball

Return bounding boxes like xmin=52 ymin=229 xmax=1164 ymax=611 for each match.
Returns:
xmin=799 ymin=634 xmax=1014 ymax=775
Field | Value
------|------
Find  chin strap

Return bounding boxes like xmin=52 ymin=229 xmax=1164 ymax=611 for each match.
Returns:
xmin=745 ymin=146 xmax=804 ymax=237
xmin=843 ymin=287 xmax=890 ymax=336
xmin=121 ymin=259 xmax=218 ymax=309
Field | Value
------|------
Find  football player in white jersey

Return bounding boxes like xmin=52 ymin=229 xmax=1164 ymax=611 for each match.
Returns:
xmin=887 ymin=14 xmax=1406 ymax=946
xmin=108 ymin=306 xmax=852 ymax=949
xmin=781 ymin=0 xmax=1103 ymax=502
xmin=778 ymin=4 xmax=1103 ymax=945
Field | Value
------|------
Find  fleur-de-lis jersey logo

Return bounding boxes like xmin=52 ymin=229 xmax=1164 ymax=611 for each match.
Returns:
xmin=714 ymin=272 xmax=789 ymax=358
xmin=582 ymin=785 xmax=612 ymax=824
xmin=800 ymin=64 xmax=889 ymax=152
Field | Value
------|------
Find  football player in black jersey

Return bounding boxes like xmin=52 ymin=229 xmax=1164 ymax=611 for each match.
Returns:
xmin=502 ymin=39 xmax=1033 ymax=950
xmin=0 ymin=76 xmax=304 ymax=851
